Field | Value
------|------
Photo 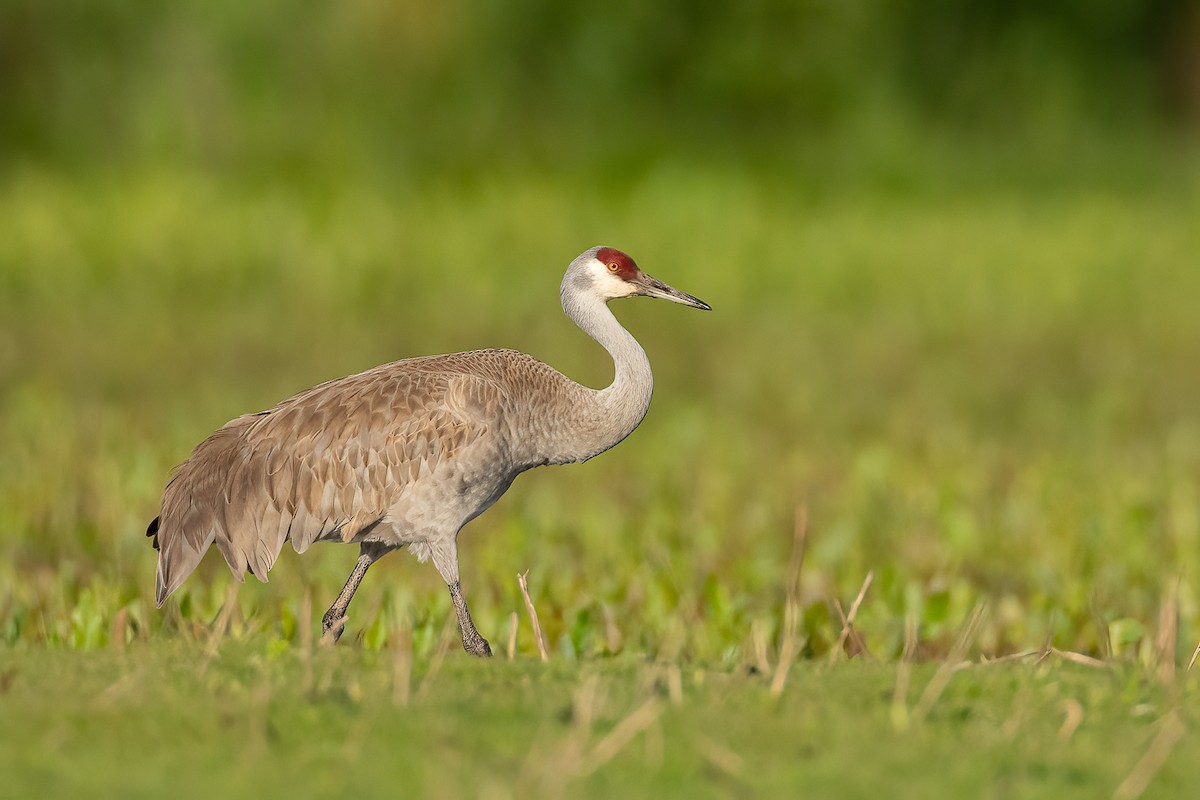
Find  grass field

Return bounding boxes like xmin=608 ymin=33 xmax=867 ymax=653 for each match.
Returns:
xmin=2 ymin=155 xmax=1200 ymax=796
xmin=3 ymin=644 xmax=1199 ymax=799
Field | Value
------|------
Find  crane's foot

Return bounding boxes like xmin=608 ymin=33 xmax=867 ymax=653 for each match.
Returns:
xmin=448 ymin=579 xmax=492 ymax=658
xmin=320 ymin=548 xmax=383 ymax=646
xmin=461 ymin=629 xmax=493 ymax=658
xmin=321 ymin=608 xmax=348 ymax=644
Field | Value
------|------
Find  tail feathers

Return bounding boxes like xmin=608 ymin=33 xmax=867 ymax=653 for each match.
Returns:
xmin=153 ymin=515 xmax=274 ymax=606
xmin=151 ymin=412 xmax=282 ymax=606
xmin=154 ymin=524 xmax=218 ymax=607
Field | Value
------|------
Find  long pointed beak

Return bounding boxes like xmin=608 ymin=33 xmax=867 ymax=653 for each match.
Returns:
xmin=637 ymin=273 xmax=712 ymax=311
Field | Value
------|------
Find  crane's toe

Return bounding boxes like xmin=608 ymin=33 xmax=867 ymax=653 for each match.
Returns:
xmin=321 ymin=608 xmax=348 ymax=643
xmin=462 ymin=631 xmax=492 ymax=658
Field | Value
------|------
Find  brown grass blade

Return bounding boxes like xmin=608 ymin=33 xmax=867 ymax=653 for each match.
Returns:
xmin=1113 ymin=709 xmax=1187 ymax=800
xmin=518 ymin=571 xmax=549 ymax=662
xmin=415 ymin=611 xmax=456 ymax=701
xmin=299 ymin=589 xmax=313 ymax=694
xmin=200 ymin=583 xmax=241 ymax=669
xmin=392 ymin=615 xmax=412 ymax=707
xmin=750 ymin=619 xmax=772 ymax=676
xmin=982 ymin=650 xmax=1039 ymax=665
xmin=110 ymin=607 xmax=128 ymax=651
xmin=693 ymin=735 xmax=745 ymax=779
xmin=770 ymin=505 xmax=809 ymax=697
xmin=603 ymin=604 xmax=623 ymax=654
xmin=666 ymin=664 xmax=683 ymax=706
xmin=1058 ymin=698 xmax=1084 ymax=741
xmin=1187 ymin=640 xmax=1200 ymax=672
xmin=1155 ymin=578 xmax=1179 ymax=684
xmin=507 ymin=610 xmax=519 ymax=660
xmin=891 ymin=612 xmax=918 ymax=730
xmin=577 ymin=698 xmax=665 ymax=776
xmin=912 ymin=601 xmax=987 ymax=725
xmin=1052 ymin=648 xmax=1107 ymax=669
xmin=830 ymin=570 xmax=874 ymax=663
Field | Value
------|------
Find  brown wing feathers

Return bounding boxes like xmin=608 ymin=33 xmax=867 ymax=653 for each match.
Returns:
xmin=151 ymin=360 xmax=494 ymax=606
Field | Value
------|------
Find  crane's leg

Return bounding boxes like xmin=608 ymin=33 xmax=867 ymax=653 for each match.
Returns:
xmin=431 ymin=539 xmax=492 ymax=657
xmin=448 ymin=580 xmax=492 ymax=657
xmin=321 ymin=542 xmax=388 ymax=643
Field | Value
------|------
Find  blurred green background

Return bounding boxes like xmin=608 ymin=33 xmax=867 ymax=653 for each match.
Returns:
xmin=5 ymin=2 xmax=1200 ymax=796
xmin=2 ymin=0 xmax=1199 ymax=660
xmin=5 ymin=0 xmax=1199 ymax=184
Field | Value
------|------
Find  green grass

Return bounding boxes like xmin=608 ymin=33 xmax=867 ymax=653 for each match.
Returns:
xmin=2 ymin=640 xmax=1198 ymax=799
xmin=2 ymin=157 xmax=1200 ymax=796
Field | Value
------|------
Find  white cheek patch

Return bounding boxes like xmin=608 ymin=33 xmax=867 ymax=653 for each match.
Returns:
xmin=597 ymin=270 xmax=639 ymax=297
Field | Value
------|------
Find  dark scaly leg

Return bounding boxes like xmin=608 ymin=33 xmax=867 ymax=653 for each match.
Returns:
xmin=321 ymin=543 xmax=387 ymax=643
xmin=449 ymin=580 xmax=492 ymax=657
xmin=430 ymin=538 xmax=492 ymax=657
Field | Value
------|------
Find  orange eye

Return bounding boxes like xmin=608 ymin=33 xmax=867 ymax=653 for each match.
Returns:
xmin=607 ymin=262 xmax=620 ymax=272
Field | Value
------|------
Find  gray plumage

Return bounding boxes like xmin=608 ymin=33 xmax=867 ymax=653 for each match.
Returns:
xmin=148 ymin=246 xmax=709 ymax=655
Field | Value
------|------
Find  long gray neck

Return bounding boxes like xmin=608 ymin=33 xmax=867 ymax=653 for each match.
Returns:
xmin=559 ymin=289 xmax=654 ymax=462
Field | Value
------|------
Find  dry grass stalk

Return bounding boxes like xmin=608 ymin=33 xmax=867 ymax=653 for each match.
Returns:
xmin=315 ymin=654 xmax=335 ymax=696
xmin=507 ymin=611 xmax=519 ymax=660
xmin=247 ymin=675 xmax=276 ymax=759
xmin=982 ymin=650 xmax=1039 ymax=665
xmin=338 ymin=693 xmax=374 ymax=763
xmin=299 ymin=589 xmax=313 ymax=650
xmin=519 ymin=676 xmax=602 ymax=792
xmin=1113 ymin=709 xmax=1187 ymax=800
xmin=299 ymin=589 xmax=313 ymax=693
xmin=693 ymin=735 xmax=745 ymax=778
xmin=902 ymin=613 xmax=918 ymax=662
xmin=832 ymin=599 xmax=848 ymax=650
xmin=93 ymin=670 xmax=144 ymax=710
xmin=891 ymin=612 xmax=918 ymax=729
xmin=577 ymin=698 xmax=665 ymax=776
xmin=318 ymin=615 xmax=347 ymax=647
xmin=169 ymin=599 xmax=202 ymax=643
xmin=603 ymin=604 xmax=622 ymax=654
xmin=1089 ymin=597 xmax=1113 ymax=661
xmin=830 ymin=570 xmax=874 ymax=663
xmin=770 ymin=505 xmax=809 ymax=697
xmin=201 ymin=583 xmax=241 ymax=667
xmin=518 ymin=571 xmax=549 ymax=662
xmin=1051 ymin=648 xmax=1107 ymax=669
xmin=392 ymin=616 xmax=412 ymax=707
xmin=911 ymin=601 xmax=987 ymax=725
xmin=643 ymin=718 xmax=665 ymax=770
xmin=667 ymin=664 xmax=683 ymax=706
xmin=519 ymin=675 xmax=630 ymax=793
xmin=110 ymin=607 xmax=128 ymax=651
xmin=1058 ymin=698 xmax=1084 ymax=741
xmin=415 ymin=611 xmax=456 ymax=701
xmin=1187 ymin=640 xmax=1200 ymax=671
xmin=573 ymin=675 xmax=601 ymax=738
xmin=1155 ymin=579 xmax=1179 ymax=684
xmin=1033 ymin=624 xmax=1056 ymax=665
xmin=750 ymin=619 xmax=772 ymax=675
xmin=999 ymin=682 xmax=1033 ymax=740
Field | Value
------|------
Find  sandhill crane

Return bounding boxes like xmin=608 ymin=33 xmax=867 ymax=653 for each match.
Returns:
xmin=147 ymin=246 xmax=709 ymax=656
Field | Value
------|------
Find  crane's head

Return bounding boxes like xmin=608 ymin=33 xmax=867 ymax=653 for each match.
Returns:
xmin=564 ymin=246 xmax=711 ymax=311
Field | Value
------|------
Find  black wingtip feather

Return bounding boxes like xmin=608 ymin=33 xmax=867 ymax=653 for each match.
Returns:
xmin=146 ymin=516 xmax=160 ymax=550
